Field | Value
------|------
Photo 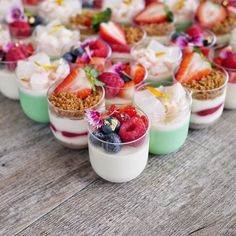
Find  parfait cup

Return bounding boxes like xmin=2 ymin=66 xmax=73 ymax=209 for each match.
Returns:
xmin=134 ymin=81 xmax=192 ymax=155
xmin=88 ymin=105 xmax=150 ymax=183
xmin=47 ymin=82 xmax=105 ymax=149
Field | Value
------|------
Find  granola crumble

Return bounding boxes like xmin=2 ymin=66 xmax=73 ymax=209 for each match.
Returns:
xmin=141 ymin=22 xmax=174 ymax=36
xmin=124 ymin=26 xmax=144 ymax=45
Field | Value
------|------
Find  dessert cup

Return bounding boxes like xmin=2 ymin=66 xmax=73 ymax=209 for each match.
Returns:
xmin=88 ymin=105 xmax=150 ymax=183
xmin=48 ymin=83 xmax=105 ymax=149
xmin=174 ymin=66 xmax=228 ymax=129
xmin=134 ymin=81 xmax=192 ymax=155
xmin=131 ymin=39 xmax=182 ymax=82
xmin=0 ymin=60 xmax=19 ymax=99
xmin=23 ymin=0 xmax=42 ymax=14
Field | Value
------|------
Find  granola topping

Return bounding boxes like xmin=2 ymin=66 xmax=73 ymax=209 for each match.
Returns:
xmin=141 ymin=22 xmax=174 ymax=36
xmin=124 ymin=26 xmax=144 ymax=45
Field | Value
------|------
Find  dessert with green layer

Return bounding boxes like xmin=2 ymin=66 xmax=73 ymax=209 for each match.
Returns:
xmin=134 ymin=82 xmax=191 ymax=155
xmin=16 ymin=52 xmax=70 ymax=123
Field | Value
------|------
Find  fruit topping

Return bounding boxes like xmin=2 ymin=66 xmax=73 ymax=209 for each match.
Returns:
xmin=9 ymin=21 xmax=32 ymax=37
xmin=102 ymin=133 xmax=122 ymax=153
xmin=99 ymin=21 xmax=127 ymax=45
xmin=175 ymin=51 xmax=212 ymax=83
xmin=101 ymin=117 xmax=120 ymax=134
xmin=213 ymin=47 xmax=236 ymax=69
xmin=222 ymin=53 xmax=236 ymax=69
xmin=196 ymin=1 xmax=227 ymax=28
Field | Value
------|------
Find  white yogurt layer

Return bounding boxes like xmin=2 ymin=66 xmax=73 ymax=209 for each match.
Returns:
xmin=0 ymin=69 xmax=19 ymax=99
xmin=39 ymin=0 xmax=82 ymax=24
xmin=88 ymin=135 xmax=149 ymax=183
xmin=16 ymin=52 xmax=70 ymax=96
xmin=216 ymin=33 xmax=230 ymax=47
xmin=191 ymin=92 xmax=226 ymax=125
xmin=102 ymin=0 xmax=145 ymax=25
xmin=230 ymin=27 xmax=236 ymax=52
xmin=134 ymin=83 xmax=191 ymax=131
xmin=132 ymin=39 xmax=181 ymax=80
xmin=225 ymin=82 xmax=236 ymax=109
xmin=0 ymin=25 xmax=11 ymax=48
xmin=34 ymin=20 xmax=80 ymax=58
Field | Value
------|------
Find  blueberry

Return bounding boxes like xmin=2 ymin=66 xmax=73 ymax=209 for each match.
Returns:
xmin=171 ymin=32 xmax=188 ymax=41
xmin=203 ymin=39 xmax=211 ymax=47
xmin=82 ymin=0 xmax=94 ymax=8
xmin=28 ymin=15 xmax=45 ymax=27
xmin=90 ymin=131 xmax=105 ymax=146
xmin=63 ymin=52 xmax=76 ymax=63
xmin=121 ymin=73 xmax=132 ymax=83
xmin=72 ymin=47 xmax=85 ymax=57
xmin=101 ymin=117 xmax=120 ymax=134
xmin=102 ymin=133 xmax=122 ymax=153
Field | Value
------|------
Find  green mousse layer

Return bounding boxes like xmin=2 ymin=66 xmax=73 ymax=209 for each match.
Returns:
xmin=149 ymin=121 xmax=190 ymax=155
xmin=19 ymin=89 xmax=49 ymax=123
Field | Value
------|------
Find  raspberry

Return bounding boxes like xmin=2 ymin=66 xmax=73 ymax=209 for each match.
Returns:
xmin=9 ymin=21 xmax=32 ymax=37
xmin=120 ymin=105 xmax=137 ymax=117
xmin=98 ymin=72 xmax=124 ymax=98
xmin=222 ymin=53 xmax=236 ymax=69
xmin=110 ymin=44 xmax=131 ymax=53
xmin=119 ymin=117 xmax=147 ymax=142
xmin=185 ymin=25 xmax=203 ymax=38
xmin=90 ymin=39 xmax=109 ymax=58
xmin=139 ymin=115 xmax=149 ymax=129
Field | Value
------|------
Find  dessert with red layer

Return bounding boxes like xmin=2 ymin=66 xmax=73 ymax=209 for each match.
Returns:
xmin=195 ymin=0 xmax=236 ymax=46
xmin=213 ymin=46 xmax=236 ymax=109
xmin=0 ymin=41 xmax=34 ymax=99
xmin=62 ymin=38 xmax=111 ymax=72
xmin=23 ymin=0 xmax=42 ymax=14
xmin=70 ymin=8 xmax=111 ymax=40
xmin=99 ymin=21 xmax=146 ymax=59
xmin=97 ymin=60 xmax=147 ymax=105
xmin=48 ymin=65 xmax=105 ymax=148
xmin=175 ymin=49 xmax=228 ymax=129
xmin=87 ymin=104 xmax=150 ymax=183
xmin=171 ymin=24 xmax=216 ymax=49
xmin=134 ymin=2 xmax=174 ymax=44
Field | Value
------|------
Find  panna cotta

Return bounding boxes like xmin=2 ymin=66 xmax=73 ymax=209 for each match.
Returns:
xmin=97 ymin=59 xmax=147 ymax=106
xmin=175 ymin=50 xmax=228 ymax=129
xmin=34 ymin=20 xmax=80 ymax=59
xmin=131 ymin=39 xmax=181 ymax=81
xmin=135 ymin=82 xmax=191 ymax=155
xmin=87 ymin=104 xmax=150 ymax=183
xmin=16 ymin=52 xmax=70 ymax=123
xmin=48 ymin=65 xmax=105 ymax=149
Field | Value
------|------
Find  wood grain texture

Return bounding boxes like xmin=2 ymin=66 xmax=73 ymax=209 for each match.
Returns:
xmin=1 ymin=93 xmax=236 ymax=236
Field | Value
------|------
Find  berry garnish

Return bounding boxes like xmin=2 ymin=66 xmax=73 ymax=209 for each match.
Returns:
xmin=120 ymin=105 xmax=137 ymax=117
xmin=90 ymin=131 xmax=106 ymax=146
xmin=102 ymin=133 xmax=121 ymax=153
xmin=9 ymin=21 xmax=32 ymax=37
xmin=119 ymin=116 xmax=147 ymax=142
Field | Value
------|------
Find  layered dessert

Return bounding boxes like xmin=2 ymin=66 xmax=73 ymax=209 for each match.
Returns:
xmin=62 ymin=38 xmax=111 ymax=72
xmin=175 ymin=51 xmax=228 ymax=129
xmin=171 ymin=24 xmax=216 ymax=49
xmin=87 ymin=104 xmax=149 ymax=183
xmin=48 ymin=65 xmax=105 ymax=148
xmin=23 ymin=0 xmax=42 ymax=14
xmin=0 ymin=41 xmax=34 ymax=99
xmin=70 ymin=8 xmax=111 ymax=40
xmin=195 ymin=0 xmax=236 ymax=47
xmin=131 ymin=39 xmax=181 ymax=81
xmin=34 ymin=20 xmax=80 ymax=59
xmin=134 ymin=82 xmax=191 ymax=155
xmin=213 ymin=46 xmax=236 ymax=109
xmin=0 ymin=24 xmax=11 ymax=48
xmin=102 ymin=0 xmax=145 ymax=25
xmin=134 ymin=2 xmax=175 ymax=44
xmin=99 ymin=21 xmax=146 ymax=60
xmin=97 ymin=60 xmax=147 ymax=105
xmin=38 ymin=0 xmax=82 ymax=24
xmin=16 ymin=52 xmax=70 ymax=123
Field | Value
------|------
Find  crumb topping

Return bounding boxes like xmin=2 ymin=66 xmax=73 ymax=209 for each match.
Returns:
xmin=141 ymin=22 xmax=174 ymax=36
xmin=124 ymin=26 xmax=144 ymax=45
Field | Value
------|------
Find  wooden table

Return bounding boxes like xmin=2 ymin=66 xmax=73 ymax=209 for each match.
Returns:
xmin=1 ymin=93 xmax=236 ymax=236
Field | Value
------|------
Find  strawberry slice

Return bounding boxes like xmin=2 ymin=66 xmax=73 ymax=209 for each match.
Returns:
xmin=132 ymin=64 xmax=146 ymax=84
xmin=134 ymin=3 xmax=166 ymax=24
xmin=196 ymin=2 xmax=227 ymax=28
xmin=176 ymin=52 xmax=212 ymax=83
xmin=118 ymin=81 xmax=135 ymax=100
xmin=99 ymin=22 xmax=127 ymax=45
xmin=76 ymin=88 xmax=92 ymax=99
xmin=54 ymin=69 xmax=79 ymax=94
xmin=110 ymin=44 xmax=131 ymax=53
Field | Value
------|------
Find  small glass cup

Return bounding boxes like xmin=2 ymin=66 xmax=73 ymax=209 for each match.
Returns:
xmin=173 ymin=66 xmax=228 ymax=129
xmin=22 ymin=0 xmax=43 ymax=14
xmin=88 ymin=105 xmax=150 ymax=183
xmin=134 ymin=81 xmax=192 ymax=155
xmin=47 ymin=82 xmax=105 ymax=149
xmin=131 ymin=39 xmax=182 ymax=82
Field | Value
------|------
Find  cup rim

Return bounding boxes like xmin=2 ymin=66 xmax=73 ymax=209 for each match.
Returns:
xmin=88 ymin=104 xmax=150 ymax=146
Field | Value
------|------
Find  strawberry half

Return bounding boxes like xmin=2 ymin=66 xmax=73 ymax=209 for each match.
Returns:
xmin=54 ymin=69 xmax=79 ymax=94
xmin=99 ymin=22 xmax=127 ymax=45
xmin=176 ymin=52 xmax=212 ymax=83
xmin=196 ymin=1 xmax=227 ymax=28
xmin=134 ymin=2 xmax=166 ymax=24
xmin=76 ymin=88 xmax=92 ymax=99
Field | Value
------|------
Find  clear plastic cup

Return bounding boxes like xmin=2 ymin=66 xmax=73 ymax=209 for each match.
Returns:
xmin=134 ymin=81 xmax=192 ymax=155
xmin=47 ymin=82 xmax=105 ymax=149
xmin=88 ymin=105 xmax=150 ymax=183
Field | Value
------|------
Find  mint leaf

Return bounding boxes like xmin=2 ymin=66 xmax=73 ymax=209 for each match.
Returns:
xmin=92 ymin=8 xmax=112 ymax=32
xmin=164 ymin=5 xmax=174 ymax=22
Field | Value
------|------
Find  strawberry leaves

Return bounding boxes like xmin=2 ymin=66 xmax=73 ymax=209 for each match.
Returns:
xmin=92 ymin=8 xmax=112 ymax=32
